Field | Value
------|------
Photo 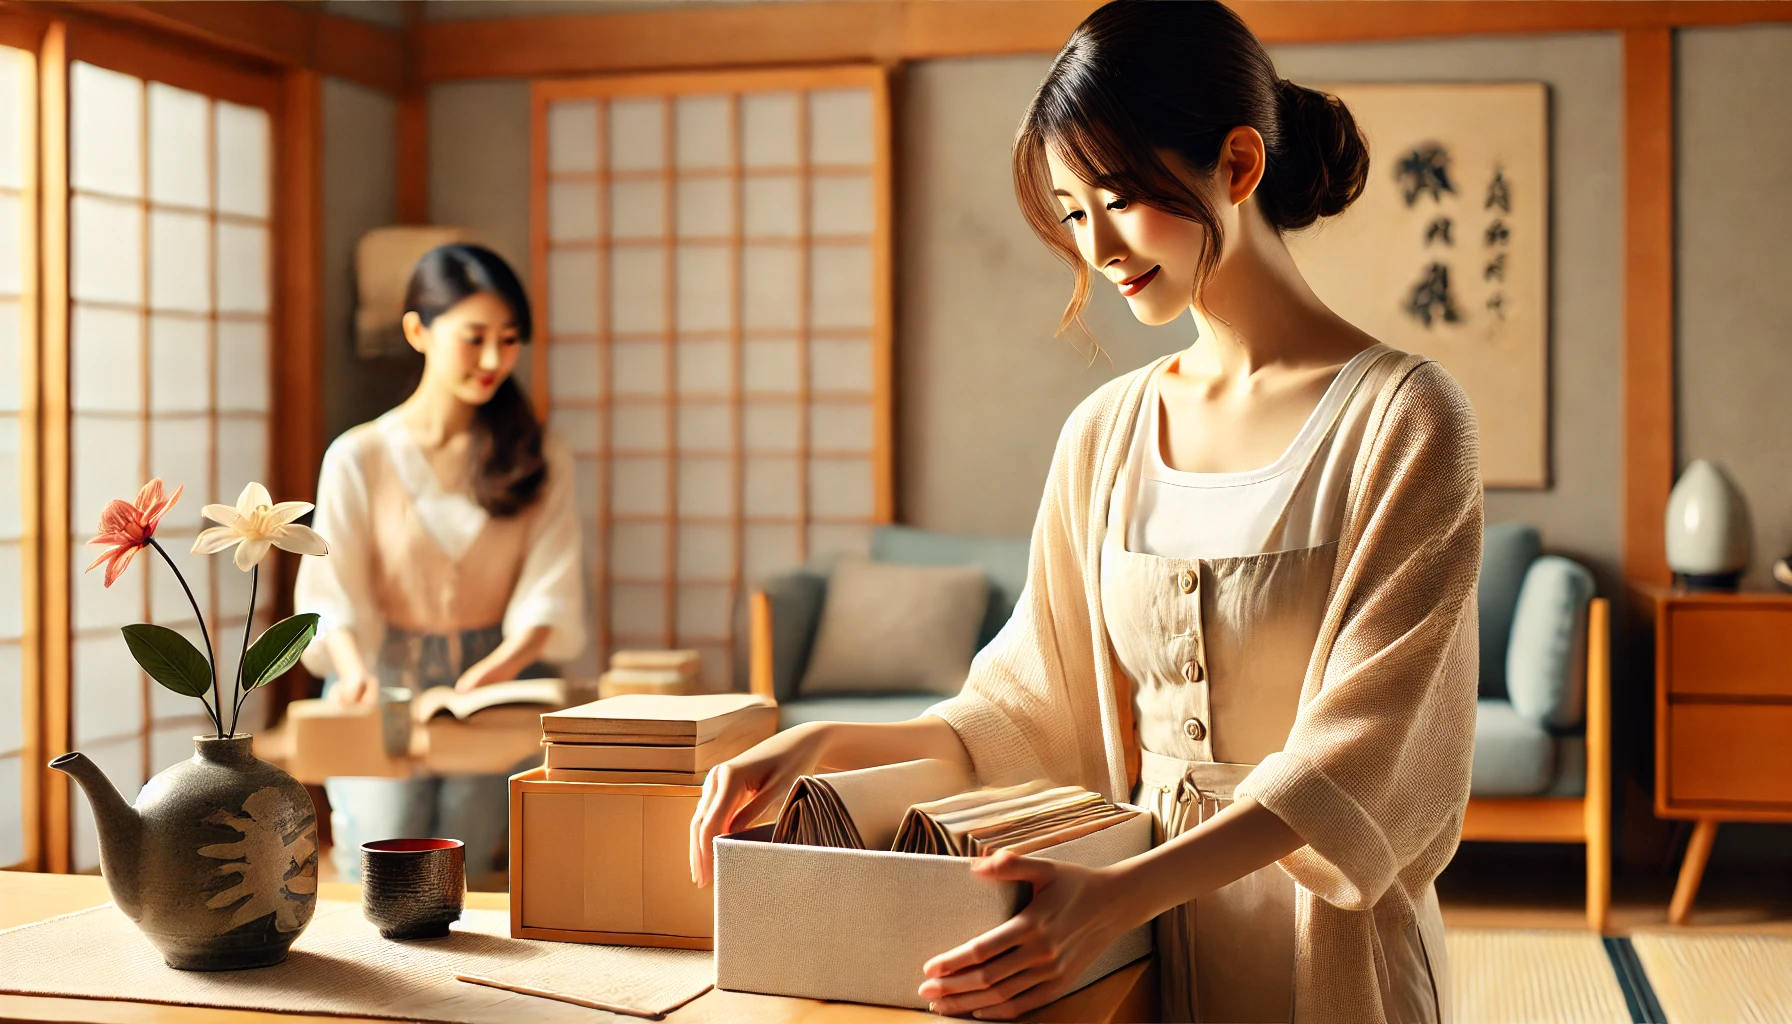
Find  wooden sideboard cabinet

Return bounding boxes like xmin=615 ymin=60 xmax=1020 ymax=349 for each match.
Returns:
xmin=1637 ymin=585 xmax=1792 ymax=924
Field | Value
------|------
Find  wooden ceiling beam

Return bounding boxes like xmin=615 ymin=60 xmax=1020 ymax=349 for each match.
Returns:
xmin=413 ymin=0 xmax=1792 ymax=82
xmin=32 ymin=1 xmax=406 ymax=95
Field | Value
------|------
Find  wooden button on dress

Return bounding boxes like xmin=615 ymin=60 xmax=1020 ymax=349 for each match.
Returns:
xmin=1177 ymin=569 xmax=1197 ymax=594
xmin=1181 ymin=659 xmax=1203 ymax=684
xmin=1182 ymin=717 xmax=1207 ymax=742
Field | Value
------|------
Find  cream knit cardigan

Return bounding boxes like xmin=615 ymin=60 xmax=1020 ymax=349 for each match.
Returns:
xmin=928 ymin=351 xmax=1483 ymax=1021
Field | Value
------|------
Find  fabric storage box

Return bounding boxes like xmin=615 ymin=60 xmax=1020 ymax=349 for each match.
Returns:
xmin=713 ymin=805 xmax=1153 ymax=1009
xmin=507 ymin=767 xmax=711 ymax=949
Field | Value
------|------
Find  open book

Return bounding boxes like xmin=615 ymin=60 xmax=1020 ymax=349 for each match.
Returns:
xmin=412 ymin=678 xmax=569 ymax=723
xmin=771 ymin=760 xmax=1136 ymax=856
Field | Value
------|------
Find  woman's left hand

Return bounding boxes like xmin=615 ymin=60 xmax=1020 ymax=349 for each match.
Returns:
xmin=453 ymin=658 xmax=512 ymax=692
xmin=918 ymin=851 xmax=1139 ymax=1019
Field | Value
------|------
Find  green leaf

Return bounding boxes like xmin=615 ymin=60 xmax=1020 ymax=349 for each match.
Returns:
xmin=121 ymin=624 xmax=213 ymax=699
xmin=242 ymin=613 xmax=319 ymax=692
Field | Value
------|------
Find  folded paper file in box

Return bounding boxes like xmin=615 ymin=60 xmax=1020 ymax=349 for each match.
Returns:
xmin=715 ymin=760 xmax=1153 ymax=1010
xmin=769 ymin=760 xmax=1138 ymax=857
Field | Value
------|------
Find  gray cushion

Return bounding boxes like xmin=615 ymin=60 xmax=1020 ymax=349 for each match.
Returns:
xmin=759 ymin=569 xmax=828 ymax=703
xmin=1470 ymin=699 xmax=1556 ymax=797
xmin=797 ymin=557 xmax=989 ymax=697
xmin=872 ymin=525 xmax=1029 ymax=650
xmin=1507 ymin=556 xmax=1596 ymax=731
xmin=777 ymin=694 xmax=944 ymax=731
xmin=1543 ymin=735 xmax=1587 ymax=798
xmin=1478 ymin=522 xmax=1541 ymax=700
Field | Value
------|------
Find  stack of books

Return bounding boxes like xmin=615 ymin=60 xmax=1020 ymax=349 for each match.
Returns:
xmin=599 ymin=649 xmax=704 ymax=699
xmin=539 ymin=692 xmax=778 ymax=785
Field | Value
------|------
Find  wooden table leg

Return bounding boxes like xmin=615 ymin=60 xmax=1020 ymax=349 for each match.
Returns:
xmin=1668 ymin=818 xmax=1719 ymax=926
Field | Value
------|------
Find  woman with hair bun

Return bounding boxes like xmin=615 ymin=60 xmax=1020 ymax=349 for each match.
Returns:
xmin=297 ymin=244 xmax=585 ymax=882
xmin=692 ymin=2 xmax=1479 ymax=1020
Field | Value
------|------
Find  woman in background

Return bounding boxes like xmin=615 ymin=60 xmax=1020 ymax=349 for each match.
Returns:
xmin=296 ymin=243 xmax=585 ymax=881
xmin=691 ymin=2 xmax=1481 ymax=1020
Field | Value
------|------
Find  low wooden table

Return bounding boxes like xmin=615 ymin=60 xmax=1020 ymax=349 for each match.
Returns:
xmin=0 ymin=872 xmax=1154 ymax=1024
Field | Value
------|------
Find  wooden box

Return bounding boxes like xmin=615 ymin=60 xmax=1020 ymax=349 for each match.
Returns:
xmin=507 ymin=767 xmax=711 ymax=949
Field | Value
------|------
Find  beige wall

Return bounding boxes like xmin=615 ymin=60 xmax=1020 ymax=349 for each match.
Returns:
xmin=321 ymin=76 xmax=416 ymax=445
xmin=1677 ymin=25 xmax=1792 ymax=590
xmin=425 ymin=79 xmax=536 ymax=389
xmin=896 ymin=56 xmax=1170 ymax=537
xmin=900 ymin=35 xmax=1626 ymax=592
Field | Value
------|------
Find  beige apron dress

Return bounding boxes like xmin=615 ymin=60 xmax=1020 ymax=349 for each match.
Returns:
xmin=1099 ymin=354 xmax=1447 ymax=1023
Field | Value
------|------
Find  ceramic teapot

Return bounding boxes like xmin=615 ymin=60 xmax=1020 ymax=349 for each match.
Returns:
xmin=51 ymin=733 xmax=318 ymax=970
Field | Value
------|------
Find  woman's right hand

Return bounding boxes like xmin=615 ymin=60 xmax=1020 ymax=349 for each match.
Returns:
xmin=329 ymin=672 xmax=380 ymax=706
xmin=688 ymin=722 xmax=828 ymax=888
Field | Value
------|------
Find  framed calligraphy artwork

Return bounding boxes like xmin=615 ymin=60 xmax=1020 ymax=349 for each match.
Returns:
xmin=1286 ymin=83 xmax=1549 ymax=489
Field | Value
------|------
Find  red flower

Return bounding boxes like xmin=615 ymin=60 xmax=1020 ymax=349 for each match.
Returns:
xmin=85 ymin=478 xmax=183 ymax=588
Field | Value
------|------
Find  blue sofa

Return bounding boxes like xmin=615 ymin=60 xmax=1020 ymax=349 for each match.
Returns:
xmin=1461 ymin=522 xmax=1610 ymax=931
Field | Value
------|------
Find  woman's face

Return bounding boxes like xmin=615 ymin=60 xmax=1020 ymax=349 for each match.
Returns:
xmin=1047 ymin=146 xmax=1226 ymax=327
xmin=404 ymin=291 xmax=524 ymax=406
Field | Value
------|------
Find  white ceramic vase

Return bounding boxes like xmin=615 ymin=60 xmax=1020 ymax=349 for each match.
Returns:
xmin=1664 ymin=458 xmax=1750 ymax=588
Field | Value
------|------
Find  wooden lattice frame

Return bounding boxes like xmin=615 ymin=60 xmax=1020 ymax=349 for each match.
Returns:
xmin=29 ymin=18 xmax=297 ymax=873
xmin=530 ymin=66 xmax=892 ymax=687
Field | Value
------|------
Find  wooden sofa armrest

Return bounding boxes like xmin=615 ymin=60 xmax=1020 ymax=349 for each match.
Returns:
xmin=749 ymin=590 xmax=775 ymax=699
xmin=1583 ymin=596 xmax=1611 ymax=930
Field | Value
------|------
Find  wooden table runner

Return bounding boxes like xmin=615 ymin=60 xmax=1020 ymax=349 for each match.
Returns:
xmin=0 ymin=902 xmax=713 ymax=1023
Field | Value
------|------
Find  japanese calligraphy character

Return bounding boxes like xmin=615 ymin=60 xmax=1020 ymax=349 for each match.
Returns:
xmin=1485 ymin=293 xmax=1507 ymax=320
xmin=1484 ymin=219 xmax=1510 ymax=247
xmin=1395 ymin=144 xmax=1456 ymax=206
xmin=1485 ymin=165 xmax=1511 ymax=213
xmin=1404 ymin=262 xmax=1462 ymax=328
xmin=1424 ymin=217 xmax=1454 ymax=246
xmin=1484 ymin=252 xmax=1506 ymax=282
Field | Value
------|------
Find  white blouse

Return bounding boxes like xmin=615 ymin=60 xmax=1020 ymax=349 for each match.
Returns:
xmin=1119 ymin=345 xmax=1388 ymax=560
xmin=294 ymin=410 xmax=587 ymax=677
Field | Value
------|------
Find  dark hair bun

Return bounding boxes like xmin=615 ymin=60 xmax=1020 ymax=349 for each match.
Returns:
xmin=1261 ymin=79 xmax=1370 ymax=230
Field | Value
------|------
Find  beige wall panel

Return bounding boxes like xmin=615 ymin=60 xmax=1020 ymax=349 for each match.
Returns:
xmin=428 ymin=80 xmax=532 ymax=282
xmin=321 ymin=77 xmax=407 ymax=443
xmin=896 ymin=55 xmax=1167 ymax=538
xmin=1676 ymin=25 xmax=1792 ymax=590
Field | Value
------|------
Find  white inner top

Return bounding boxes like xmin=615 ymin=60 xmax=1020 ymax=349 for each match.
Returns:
xmin=1119 ymin=345 xmax=1388 ymax=560
xmin=377 ymin=410 xmax=492 ymax=562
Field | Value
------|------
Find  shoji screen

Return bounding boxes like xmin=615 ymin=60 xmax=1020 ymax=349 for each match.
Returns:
xmin=66 ymin=60 xmax=275 ymax=872
xmin=0 ymin=44 xmax=33 ymax=871
xmin=533 ymin=68 xmax=892 ymax=689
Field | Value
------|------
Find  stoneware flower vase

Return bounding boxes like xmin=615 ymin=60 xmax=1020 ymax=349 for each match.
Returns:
xmin=51 ymin=734 xmax=319 ymax=970
xmin=1664 ymin=458 xmax=1751 ymax=591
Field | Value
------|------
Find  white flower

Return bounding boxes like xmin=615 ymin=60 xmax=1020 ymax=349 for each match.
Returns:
xmin=192 ymin=482 xmax=330 ymax=571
